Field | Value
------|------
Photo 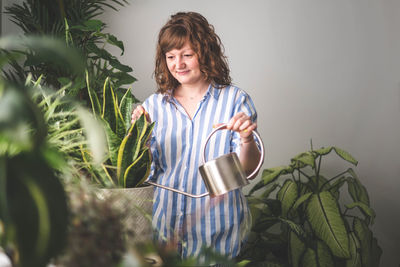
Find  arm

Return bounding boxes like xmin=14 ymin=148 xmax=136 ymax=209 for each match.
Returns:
xmin=227 ymin=112 xmax=262 ymax=178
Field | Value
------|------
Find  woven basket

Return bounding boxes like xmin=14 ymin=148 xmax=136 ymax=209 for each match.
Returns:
xmin=97 ymin=185 xmax=154 ymax=245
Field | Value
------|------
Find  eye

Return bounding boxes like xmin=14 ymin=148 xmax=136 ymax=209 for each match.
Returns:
xmin=166 ymin=55 xmax=174 ymax=60
xmin=184 ymin=54 xmax=193 ymax=58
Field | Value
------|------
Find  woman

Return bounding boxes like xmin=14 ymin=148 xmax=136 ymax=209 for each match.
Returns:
xmin=131 ymin=11 xmax=262 ymax=259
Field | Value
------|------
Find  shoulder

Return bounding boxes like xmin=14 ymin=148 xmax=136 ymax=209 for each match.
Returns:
xmin=142 ymin=93 xmax=166 ymax=107
xmin=220 ymin=85 xmax=252 ymax=102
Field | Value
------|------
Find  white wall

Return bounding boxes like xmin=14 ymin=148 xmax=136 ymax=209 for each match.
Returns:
xmin=100 ymin=0 xmax=400 ymax=265
xmin=3 ymin=0 xmax=400 ymax=265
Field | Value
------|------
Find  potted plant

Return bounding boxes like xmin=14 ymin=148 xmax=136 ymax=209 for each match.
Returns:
xmin=80 ymin=75 xmax=155 ymax=245
xmin=238 ymin=144 xmax=382 ymax=266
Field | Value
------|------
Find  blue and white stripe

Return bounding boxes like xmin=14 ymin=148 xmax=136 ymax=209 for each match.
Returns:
xmin=143 ymin=84 xmax=257 ymax=258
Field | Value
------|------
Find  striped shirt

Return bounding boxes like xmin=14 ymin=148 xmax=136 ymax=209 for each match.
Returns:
xmin=143 ymin=84 xmax=258 ymax=259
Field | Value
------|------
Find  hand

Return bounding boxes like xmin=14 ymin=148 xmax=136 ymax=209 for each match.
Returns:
xmin=226 ymin=112 xmax=257 ymax=144
xmin=131 ymin=105 xmax=151 ymax=124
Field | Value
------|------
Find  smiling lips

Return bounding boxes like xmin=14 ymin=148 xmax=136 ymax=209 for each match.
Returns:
xmin=177 ymin=70 xmax=190 ymax=75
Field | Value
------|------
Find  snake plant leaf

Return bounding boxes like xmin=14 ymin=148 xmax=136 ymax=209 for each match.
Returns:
xmin=292 ymin=192 xmax=312 ymax=211
xmin=345 ymin=202 xmax=376 ymax=222
xmin=103 ymin=120 xmax=122 ymax=166
xmin=291 ymin=152 xmax=315 ymax=168
xmin=116 ymin=121 xmax=140 ymax=183
xmin=353 ymin=217 xmax=382 ymax=267
xmin=346 ymin=232 xmax=362 ymax=267
xmin=301 ymin=241 xmax=335 ymax=267
xmin=333 ymin=147 xmax=358 ymax=166
xmin=86 ymin=71 xmax=101 ymax=115
xmin=102 ymin=77 xmax=125 ymax=138
xmin=306 ymin=191 xmax=350 ymax=258
xmin=262 ymin=165 xmax=293 ymax=185
xmin=124 ymin=149 xmax=151 ymax=188
xmin=6 ymin=153 xmax=68 ymax=267
xmin=119 ymin=88 xmax=136 ymax=131
xmin=288 ymin=230 xmax=306 ymax=267
xmin=277 ymin=180 xmax=298 ymax=218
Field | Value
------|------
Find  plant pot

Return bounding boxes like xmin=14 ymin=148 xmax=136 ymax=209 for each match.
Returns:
xmin=97 ymin=185 xmax=154 ymax=246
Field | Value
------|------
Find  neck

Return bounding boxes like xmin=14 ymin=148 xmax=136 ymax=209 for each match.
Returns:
xmin=175 ymin=80 xmax=210 ymax=98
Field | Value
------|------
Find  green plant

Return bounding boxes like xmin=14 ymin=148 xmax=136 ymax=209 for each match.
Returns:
xmin=4 ymin=0 xmax=137 ymax=107
xmin=0 ymin=36 xmax=79 ymax=267
xmin=239 ymin=145 xmax=382 ymax=267
xmin=83 ymin=76 xmax=154 ymax=188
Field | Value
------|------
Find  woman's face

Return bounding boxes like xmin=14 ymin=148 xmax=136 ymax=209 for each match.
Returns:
xmin=165 ymin=42 xmax=205 ymax=87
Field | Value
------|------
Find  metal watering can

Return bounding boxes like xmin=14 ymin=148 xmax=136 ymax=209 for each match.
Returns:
xmin=146 ymin=124 xmax=265 ymax=198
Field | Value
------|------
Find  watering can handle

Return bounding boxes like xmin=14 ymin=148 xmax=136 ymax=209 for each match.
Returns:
xmin=202 ymin=123 xmax=265 ymax=180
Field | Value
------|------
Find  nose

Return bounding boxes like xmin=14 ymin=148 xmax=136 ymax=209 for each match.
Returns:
xmin=176 ymin=56 xmax=185 ymax=68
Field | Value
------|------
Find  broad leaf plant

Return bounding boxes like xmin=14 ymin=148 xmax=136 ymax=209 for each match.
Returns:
xmin=239 ymin=145 xmax=382 ymax=267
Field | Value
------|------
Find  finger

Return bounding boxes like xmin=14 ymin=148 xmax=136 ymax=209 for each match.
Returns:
xmin=239 ymin=120 xmax=252 ymax=131
xmin=232 ymin=115 xmax=251 ymax=131
xmin=227 ymin=112 xmax=246 ymax=129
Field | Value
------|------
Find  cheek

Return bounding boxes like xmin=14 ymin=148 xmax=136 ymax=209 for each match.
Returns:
xmin=166 ymin=62 xmax=174 ymax=73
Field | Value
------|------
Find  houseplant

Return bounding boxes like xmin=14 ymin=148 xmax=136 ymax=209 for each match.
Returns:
xmin=239 ymin=144 xmax=382 ymax=266
xmin=4 ymin=0 xmax=137 ymax=108
xmin=81 ymin=75 xmax=155 ymax=245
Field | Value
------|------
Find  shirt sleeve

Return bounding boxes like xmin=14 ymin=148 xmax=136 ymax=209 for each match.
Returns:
xmin=230 ymin=89 xmax=259 ymax=155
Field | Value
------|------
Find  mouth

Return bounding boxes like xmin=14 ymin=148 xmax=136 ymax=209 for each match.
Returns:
xmin=176 ymin=70 xmax=189 ymax=75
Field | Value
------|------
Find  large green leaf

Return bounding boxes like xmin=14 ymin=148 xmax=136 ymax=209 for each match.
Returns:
xmin=95 ymin=33 xmax=124 ymax=55
xmin=313 ymin=146 xmax=334 ymax=156
xmin=353 ymin=217 xmax=382 ymax=267
xmin=346 ymin=232 xmax=362 ymax=267
xmin=291 ymin=152 xmax=315 ymax=168
xmin=345 ymin=202 xmax=375 ymax=222
xmin=292 ymin=192 xmax=312 ymax=211
xmin=288 ymin=230 xmax=305 ymax=267
xmin=6 ymin=153 xmax=68 ymax=267
xmin=262 ymin=165 xmax=293 ymax=185
xmin=328 ymin=176 xmax=347 ymax=200
xmin=306 ymin=191 xmax=350 ymax=258
xmin=300 ymin=241 xmax=334 ymax=267
xmin=277 ymin=180 xmax=298 ymax=218
xmin=333 ymin=147 xmax=358 ymax=166
xmin=346 ymin=174 xmax=370 ymax=206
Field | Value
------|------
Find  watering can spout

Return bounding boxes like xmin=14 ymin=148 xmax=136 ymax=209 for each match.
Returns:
xmin=146 ymin=123 xmax=264 ymax=198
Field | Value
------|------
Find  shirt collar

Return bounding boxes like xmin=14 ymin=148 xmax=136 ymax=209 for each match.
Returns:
xmin=161 ymin=83 xmax=222 ymax=103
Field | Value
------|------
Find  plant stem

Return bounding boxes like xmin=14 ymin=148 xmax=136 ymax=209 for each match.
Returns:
xmin=298 ymin=169 xmax=311 ymax=180
xmin=320 ymin=169 xmax=350 ymax=191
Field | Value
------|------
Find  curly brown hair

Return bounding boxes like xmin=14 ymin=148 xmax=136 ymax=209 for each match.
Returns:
xmin=154 ymin=12 xmax=231 ymax=94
